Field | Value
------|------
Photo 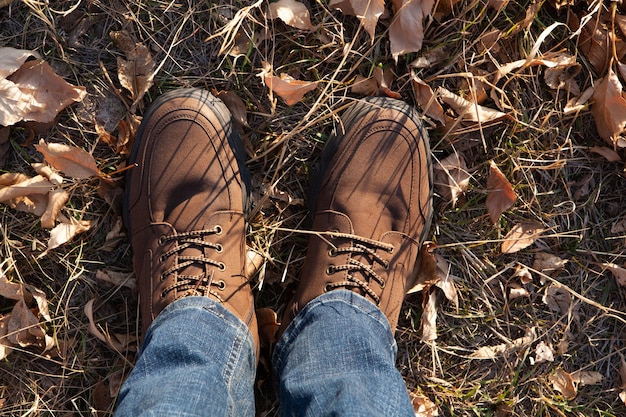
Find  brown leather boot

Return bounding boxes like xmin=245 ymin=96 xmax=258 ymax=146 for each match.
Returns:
xmin=282 ymin=97 xmax=433 ymax=333
xmin=123 ymin=88 xmax=258 ymax=353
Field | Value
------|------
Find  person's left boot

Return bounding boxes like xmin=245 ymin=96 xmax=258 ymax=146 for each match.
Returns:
xmin=123 ymin=88 xmax=258 ymax=355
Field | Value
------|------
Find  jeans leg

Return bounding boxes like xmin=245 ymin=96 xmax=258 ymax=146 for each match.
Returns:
xmin=114 ymin=296 xmax=256 ymax=417
xmin=273 ymin=290 xmax=414 ymax=417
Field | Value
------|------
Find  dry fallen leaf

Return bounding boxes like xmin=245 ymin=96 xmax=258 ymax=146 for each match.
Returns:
xmin=388 ymin=0 xmax=435 ymax=59
xmin=0 ymin=314 xmax=12 ymax=360
xmin=532 ymin=341 xmax=554 ymax=364
xmin=421 ymin=288 xmax=438 ymax=342
xmin=35 ymin=139 xmax=101 ymax=179
xmin=258 ymin=63 xmax=318 ymax=106
xmin=411 ymin=75 xmax=446 ymax=124
xmin=245 ymin=248 xmax=265 ymax=278
xmin=437 ymin=87 xmax=507 ymax=123
xmin=31 ymin=162 xmax=63 ymax=186
xmin=512 ymin=264 xmax=533 ymax=284
xmin=542 ymin=284 xmax=571 ymax=314
xmin=434 ymin=153 xmax=470 ymax=207
xmin=410 ymin=392 xmax=439 ymax=417
xmin=591 ymin=68 xmax=626 ymax=148
xmin=267 ymin=0 xmax=316 ymax=31
xmin=589 ymin=146 xmax=621 ymax=162
xmin=549 ymin=368 xmax=576 ymax=399
xmin=95 ymin=270 xmax=137 ymax=290
xmin=500 ymin=222 xmax=545 ymax=253
xmin=213 ymin=90 xmax=249 ymax=129
xmin=329 ymin=0 xmax=384 ymax=42
xmin=110 ymin=30 xmax=155 ymax=110
xmin=508 ymin=284 xmax=529 ymax=300
xmin=256 ymin=307 xmax=280 ymax=346
xmin=602 ymin=262 xmax=626 ymax=287
xmin=0 ymin=48 xmax=86 ymax=126
xmin=470 ymin=327 xmax=536 ymax=359
xmin=486 ymin=161 xmax=517 ymax=224
xmin=45 ymin=218 xmax=92 ymax=253
xmin=40 ymin=188 xmax=69 ymax=229
xmin=571 ymin=370 xmax=603 ymax=386
xmin=84 ymin=299 xmax=134 ymax=351
xmin=533 ymin=252 xmax=567 ymax=273
xmin=0 ymin=174 xmax=53 ymax=204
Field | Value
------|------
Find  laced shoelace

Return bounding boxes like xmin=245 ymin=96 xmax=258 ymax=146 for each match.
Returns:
xmin=324 ymin=232 xmax=395 ymax=305
xmin=158 ymin=226 xmax=225 ymax=300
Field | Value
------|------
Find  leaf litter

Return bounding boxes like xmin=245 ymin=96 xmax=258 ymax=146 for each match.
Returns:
xmin=3 ymin=0 xmax=626 ymax=414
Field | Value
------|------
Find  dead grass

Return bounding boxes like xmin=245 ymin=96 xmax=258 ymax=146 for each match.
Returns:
xmin=1 ymin=0 xmax=626 ymax=415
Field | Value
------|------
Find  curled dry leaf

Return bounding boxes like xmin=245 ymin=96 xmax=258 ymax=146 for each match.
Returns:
xmin=95 ymin=270 xmax=137 ymax=290
xmin=437 ymin=87 xmax=507 ymax=123
xmin=84 ymin=299 xmax=134 ymax=351
xmin=571 ymin=370 xmax=603 ymax=386
xmin=589 ymin=146 xmax=621 ymax=162
xmin=533 ymin=252 xmax=567 ymax=273
xmin=258 ymin=63 xmax=318 ymax=106
xmin=542 ymin=284 xmax=571 ymax=314
xmin=411 ymin=75 xmax=445 ymax=124
xmin=421 ymin=288 xmax=438 ymax=342
xmin=45 ymin=218 xmax=92 ymax=253
xmin=470 ymin=327 xmax=536 ymax=359
xmin=246 ymin=247 xmax=265 ymax=278
xmin=329 ymin=0 xmax=384 ymax=41
xmin=351 ymin=66 xmax=400 ymax=99
xmin=35 ymin=139 xmax=101 ymax=179
xmin=591 ymin=68 xmax=626 ymax=148
xmin=512 ymin=264 xmax=533 ymax=284
xmin=549 ymin=368 xmax=576 ymax=400
xmin=0 ymin=174 xmax=53 ymax=204
xmin=213 ymin=90 xmax=249 ymax=128
xmin=40 ymin=188 xmax=69 ymax=229
xmin=31 ymin=162 xmax=63 ymax=186
xmin=612 ymin=217 xmax=626 ymax=234
xmin=486 ymin=161 xmax=516 ymax=224
xmin=500 ymin=222 xmax=545 ymax=253
xmin=602 ymin=262 xmax=626 ymax=287
xmin=256 ymin=307 xmax=280 ymax=346
xmin=388 ymin=0 xmax=435 ymax=59
xmin=532 ymin=341 xmax=554 ymax=364
xmin=409 ymin=392 xmax=439 ymax=417
xmin=508 ymin=284 xmax=529 ymax=300
xmin=0 ymin=315 xmax=11 ymax=360
xmin=110 ymin=30 xmax=155 ymax=110
xmin=434 ymin=153 xmax=470 ymax=207
xmin=0 ymin=48 xmax=86 ymax=126
xmin=7 ymin=298 xmax=46 ymax=348
xmin=267 ymin=0 xmax=316 ymax=31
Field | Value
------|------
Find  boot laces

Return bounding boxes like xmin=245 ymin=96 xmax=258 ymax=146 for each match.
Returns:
xmin=158 ymin=226 xmax=225 ymax=300
xmin=325 ymin=232 xmax=394 ymax=305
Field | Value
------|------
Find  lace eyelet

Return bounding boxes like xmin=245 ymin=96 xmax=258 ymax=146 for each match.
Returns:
xmin=388 ymin=246 xmax=395 ymax=254
xmin=215 ymin=225 xmax=223 ymax=235
xmin=328 ymin=248 xmax=336 ymax=257
xmin=160 ymin=290 xmax=167 ymax=299
xmin=215 ymin=280 xmax=226 ymax=290
xmin=215 ymin=244 xmax=223 ymax=253
xmin=158 ymin=235 xmax=166 ymax=244
xmin=326 ymin=265 xmax=335 ymax=275
xmin=217 ymin=262 xmax=226 ymax=271
xmin=379 ymin=280 xmax=386 ymax=289
xmin=159 ymin=254 xmax=166 ymax=263
xmin=324 ymin=283 xmax=332 ymax=292
xmin=383 ymin=262 xmax=390 ymax=270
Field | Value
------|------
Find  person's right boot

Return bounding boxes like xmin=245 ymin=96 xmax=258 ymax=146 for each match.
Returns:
xmin=123 ymin=88 xmax=258 ymax=355
xmin=282 ymin=97 xmax=433 ymax=333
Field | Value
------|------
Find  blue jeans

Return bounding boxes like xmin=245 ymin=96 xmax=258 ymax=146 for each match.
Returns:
xmin=114 ymin=290 xmax=414 ymax=417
